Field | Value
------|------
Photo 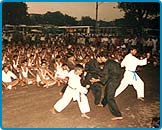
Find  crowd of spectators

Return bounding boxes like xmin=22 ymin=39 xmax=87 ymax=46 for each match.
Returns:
xmin=2 ymin=31 xmax=160 ymax=92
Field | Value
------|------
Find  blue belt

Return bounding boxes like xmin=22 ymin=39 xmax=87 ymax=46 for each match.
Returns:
xmin=128 ymin=70 xmax=137 ymax=81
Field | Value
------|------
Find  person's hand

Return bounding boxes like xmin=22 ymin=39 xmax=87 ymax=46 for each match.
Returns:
xmin=89 ymin=78 xmax=95 ymax=83
xmin=90 ymin=78 xmax=100 ymax=83
xmin=85 ymin=85 xmax=90 ymax=89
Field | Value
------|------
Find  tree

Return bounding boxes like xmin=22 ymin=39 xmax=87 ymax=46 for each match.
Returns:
xmin=44 ymin=11 xmax=64 ymax=25
xmin=43 ymin=11 xmax=77 ymax=26
xmin=30 ymin=14 xmax=45 ymax=25
xmin=117 ymin=2 xmax=160 ymax=34
xmin=64 ymin=14 xmax=77 ymax=26
xmin=3 ymin=2 xmax=29 ymax=25
xmin=79 ymin=16 xmax=96 ymax=26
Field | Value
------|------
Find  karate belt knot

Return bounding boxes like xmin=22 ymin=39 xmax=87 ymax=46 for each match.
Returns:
xmin=68 ymin=86 xmax=82 ymax=102
xmin=128 ymin=70 xmax=137 ymax=81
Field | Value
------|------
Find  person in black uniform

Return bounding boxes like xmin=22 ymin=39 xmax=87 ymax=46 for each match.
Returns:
xmin=82 ymin=55 xmax=103 ymax=106
xmin=99 ymin=51 xmax=123 ymax=120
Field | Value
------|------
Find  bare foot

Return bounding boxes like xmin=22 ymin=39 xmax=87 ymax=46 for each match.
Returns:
xmin=59 ymin=92 xmax=63 ymax=96
xmin=111 ymin=116 xmax=123 ymax=121
xmin=137 ymin=97 xmax=144 ymax=101
xmin=97 ymin=103 xmax=103 ymax=107
xmin=81 ymin=113 xmax=90 ymax=119
xmin=50 ymin=108 xmax=57 ymax=114
xmin=43 ymin=85 xmax=48 ymax=88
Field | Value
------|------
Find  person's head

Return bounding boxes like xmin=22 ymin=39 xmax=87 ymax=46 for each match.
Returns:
xmin=30 ymin=55 xmax=34 ymax=59
xmin=13 ymin=55 xmax=18 ymax=60
xmin=130 ymin=46 xmax=137 ymax=56
xmin=97 ymin=51 xmax=108 ymax=63
xmin=3 ymin=65 xmax=9 ymax=73
xmin=62 ymin=64 xmax=69 ymax=71
xmin=55 ymin=55 xmax=61 ymax=62
xmin=96 ymin=54 xmax=102 ymax=63
xmin=41 ymin=62 xmax=47 ymax=69
xmin=21 ymin=59 xmax=28 ymax=67
xmin=67 ymin=52 xmax=75 ymax=60
xmin=83 ymin=55 xmax=90 ymax=63
xmin=41 ymin=59 xmax=47 ymax=64
xmin=74 ymin=64 xmax=84 ymax=75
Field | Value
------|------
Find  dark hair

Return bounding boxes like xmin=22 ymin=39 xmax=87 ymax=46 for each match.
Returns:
xmin=75 ymin=64 xmax=84 ymax=69
xmin=129 ymin=46 xmax=137 ymax=51
xmin=13 ymin=55 xmax=18 ymax=58
xmin=21 ymin=59 xmax=28 ymax=64
xmin=41 ymin=59 xmax=47 ymax=63
xmin=97 ymin=51 xmax=108 ymax=58
xmin=41 ymin=62 xmax=47 ymax=66
xmin=3 ymin=64 xmax=8 ymax=70
xmin=62 ymin=63 xmax=68 ymax=67
xmin=67 ymin=52 xmax=74 ymax=58
xmin=56 ymin=55 xmax=61 ymax=59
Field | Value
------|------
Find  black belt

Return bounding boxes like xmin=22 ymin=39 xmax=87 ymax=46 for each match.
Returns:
xmin=68 ymin=86 xmax=77 ymax=90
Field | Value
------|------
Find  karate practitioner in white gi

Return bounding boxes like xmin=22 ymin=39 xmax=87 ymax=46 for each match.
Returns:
xmin=115 ymin=47 xmax=150 ymax=101
xmin=50 ymin=64 xmax=90 ymax=119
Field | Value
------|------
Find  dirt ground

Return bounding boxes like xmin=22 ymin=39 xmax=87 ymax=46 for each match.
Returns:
xmin=2 ymin=64 xmax=160 ymax=128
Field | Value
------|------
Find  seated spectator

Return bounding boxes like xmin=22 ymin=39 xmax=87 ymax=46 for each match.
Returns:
xmin=19 ymin=59 xmax=36 ymax=87
xmin=55 ymin=64 xmax=69 ymax=87
xmin=36 ymin=62 xmax=56 ymax=88
xmin=2 ymin=65 xmax=19 ymax=90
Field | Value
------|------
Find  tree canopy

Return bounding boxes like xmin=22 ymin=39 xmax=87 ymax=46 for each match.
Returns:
xmin=118 ymin=2 xmax=159 ymax=25
xmin=3 ymin=2 xmax=29 ymax=25
xmin=2 ymin=2 xmax=160 ymax=32
xmin=117 ymin=2 xmax=160 ymax=34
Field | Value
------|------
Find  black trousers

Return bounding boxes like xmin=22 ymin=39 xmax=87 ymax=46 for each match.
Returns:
xmin=90 ymin=82 xmax=103 ymax=105
xmin=101 ymin=80 xmax=122 ymax=117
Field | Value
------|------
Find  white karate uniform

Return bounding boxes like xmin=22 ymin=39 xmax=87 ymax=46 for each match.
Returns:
xmin=54 ymin=70 xmax=90 ymax=114
xmin=115 ymin=53 xmax=147 ymax=98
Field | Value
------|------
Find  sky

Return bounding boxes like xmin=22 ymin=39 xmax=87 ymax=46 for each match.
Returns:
xmin=26 ymin=2 xmax=124 ymax=21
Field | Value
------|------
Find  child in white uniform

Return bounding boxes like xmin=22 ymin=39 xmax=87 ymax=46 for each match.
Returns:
xmin=50 ymin=64 xmax=91 ymax=119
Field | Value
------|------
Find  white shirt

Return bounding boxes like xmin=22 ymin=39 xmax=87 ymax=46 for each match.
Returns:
xmin=2 ymin=70 xmax=17 ymax=83
xmin=121 ymin=53 xmax=147 ymax=71
xmin=68 ymin=70 xmax=87 ymax=94
xmin=55 ymin=68 xmax=69 ymax=79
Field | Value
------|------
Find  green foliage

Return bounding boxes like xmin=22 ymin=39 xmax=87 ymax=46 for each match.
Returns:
xmin=117 ymin=2 xmax=160 ymax=35
xmin=79 ymin=16 xmax=96 ymax=26
xmin=30 ymin=11 xmax=77 ymax=26
xmin=118 ymin=2 xmax=160 ymax=22
xmin=3 ymin=2 xmax=29 ymax=25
